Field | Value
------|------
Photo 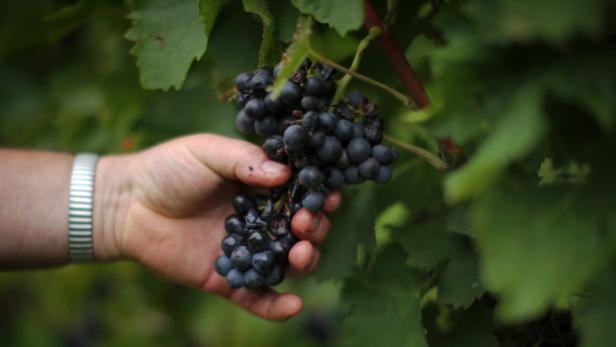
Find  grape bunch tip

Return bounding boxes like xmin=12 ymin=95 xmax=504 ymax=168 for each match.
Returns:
xmin=215 ymin=59 xmax=398 ymax=289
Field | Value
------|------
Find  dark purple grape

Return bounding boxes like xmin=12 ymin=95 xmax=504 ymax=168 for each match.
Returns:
xmin=372 ymin=144 xmax=393 ymax=164
xmin=263 ymin=135 xmax=286 ymax=162
xmin=336 ymin=150 xmax=350 ymax=169
xmin=279 ymin=81 xmax=302 ymax=105
xmin=344 ymin=166 xmax=365 ymax=184
xmin=316 ymin=98 xmax=329 ymax=111
xmin=301 ymin=96 xmax=320 ymax=110
xmin=302 ymin=190 xmax=325 ymax=212
xmin=235 ymin=72 xmax=253 ymax=92
xmin=265 ymin=265 xmax=284 ymax=286
xmin=236 ymin=110 xmax=255 ymax=135
xmin=264 ymin=93 xmax=283 ymax=113
xmin=215 ymin=255 xmax=233 ymax=276
xmin=227 ymin=268 xmax=244 ymax=288
xmin=235 ymin=93 xmax=250 ymax=108
xmin=303 ymin=111 xmax=319 ymax=131
xmin=230 ymin=245 xmax=252 ymax=271
xmin=304 ymin=77 xmax=325 ymax=96
xmin=335 ymin=119 xmax=354 ymax=142
xmin=352 ymin=122 xmax=365 ymax=138
xmin=358 ymin=157 xmax=380 ymax=180
xmin=246 ymin=208 xmax=259 ymax=223
xmin=298 ymin=166 xmax=324 ymax=188
xmin=248 ymin=231 xmax=269 ymax=252
xmin=233 ymin=194 xmax=254 ymax=215
xmin=317 ymin=136 xmax=342 ymax=162
xmin=283 ymin=124 xmax=309 ymax=154
xmin=375 ymin=165 xmax=393 ymax=184
xmin=244 ymin=268 xmax=265 ymax=289
xmin=222 ymin=234 xmax=241 ymax=256
xmin=225 ymin=215 xmax=244 ymax=234
xmin=318 ymin=112 xmax=337 ymax=133
xmin=271 ymin=218 xmax=290 ymax=237
xmin=310 ymin=130 xmax=325 ymax=149
xmin=244 ymin=98 xmax=267 ymax=119
xmin=255 ymin=116 xmax=277 ymax=137
xmin=323 ymin=80 xmax=336 ymax=98
xmin=320 ymin=64 xmax=335 ymax=80
xmin=270 ymin=240 xmax=289 ymax=262
xmin=252 ymin=250 xmax=275 ymax=274
xmin=347 ymin=138 xmax=371 ymax=164
xmin=249 ymin=69 xmax=273 ymax=90
xmin=325 ymin=168 xmax=345 ymax=189
xmin=347 ymin=91 xmax=367 ymax=108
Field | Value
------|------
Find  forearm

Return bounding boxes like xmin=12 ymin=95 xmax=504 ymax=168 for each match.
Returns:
xmin=0 ymin=149 xmax=131 ymax=268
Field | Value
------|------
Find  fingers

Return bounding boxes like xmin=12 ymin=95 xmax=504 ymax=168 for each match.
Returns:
xmin=186 ymin=134 xmax=291 ymax=187
xmin=291 ymin=210 xmax=331 ymax=244
xmin=206 ymin=271 xmax=303 ymax=321
xmin=287 ymin=240 xmax=320 ymax=276
xmin=323 ymin=190 xmax=343 ymax=213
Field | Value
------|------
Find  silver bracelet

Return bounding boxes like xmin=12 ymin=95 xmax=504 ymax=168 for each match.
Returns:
xmin=68 ymin=153 xmax=100 ymax=263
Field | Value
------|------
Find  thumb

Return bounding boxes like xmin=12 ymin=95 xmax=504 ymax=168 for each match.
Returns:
xmin=186 ymin=134 xmax=291 ymax=187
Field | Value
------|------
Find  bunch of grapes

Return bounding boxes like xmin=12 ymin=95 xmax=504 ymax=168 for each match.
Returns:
xmin=214 ymin=59 xmax=398 ymax=289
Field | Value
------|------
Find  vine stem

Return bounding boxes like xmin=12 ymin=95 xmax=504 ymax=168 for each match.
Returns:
xmin=333 ymin=27 xmax=382 ymax=104
xmin=384 ymin=134 xmax=449 ymax=171
xmin=309 ymin=50 xmax=412 ymax=107
xmin=364 ymin=0 xmax=430 ymax=109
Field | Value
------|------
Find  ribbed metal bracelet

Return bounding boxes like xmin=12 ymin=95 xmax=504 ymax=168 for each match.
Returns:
xmin=68 ymin=153 xmax=99 ymax=263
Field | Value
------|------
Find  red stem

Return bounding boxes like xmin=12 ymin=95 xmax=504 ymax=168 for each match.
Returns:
xmin=363 ymin=0 xmax=430 ymax=109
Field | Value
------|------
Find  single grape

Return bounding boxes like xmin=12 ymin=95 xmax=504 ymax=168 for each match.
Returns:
xmin=283 ymin=124 xmax=309 ymax=154
xmin=347 ymin=91 xmax=367 ymax=108
xmin=236 ymin=110 xmax=255 ymax=135
xmin=310 ymin=130 xmax=326 ymax=149
xmin=317 ymin=136 xmax=343 ymax=162
xmin=352 ymin=122 xmax=365 ymax=138
xmin=255 ymin=116 xmax=277 ymax=137
xmin=325 ymin=168 xmax=345 ymax=189
xmin=233 ymin=194 xmax=254 ymax=215
xmin=303 ymin=111 xmax=319 ymax=131
xmin=347 ymin=138 xmax=371 ymax=164
xmin=230 ymin=245 xmax=252 ymax=271
xmin=265 ymin=265 xmax=284 ymax=286
xmin=226 ymin=268 xmax=244 ymax=289
xmin=235 ymin=93 xmax=250 ymax=108
xmin=247 ymin=231 xmax=269 ymax=252
xmin=335 ymin=119 xmax=354 ymax=142
xmin=270 ymin=240 xmax=289 ymax=262
xmin=244 ymin=268 xmax=265 ymax=289
xmin=298 ymin=166 xmax=324 ymax=188
xmin=263 ymin=135 xmax=286 ymax=162
xmin=344 ymin=166 xmax=365 ymax=184
xmin=318 ymin=112 xmax=337 ymax=133
xmin=244 ymin=98 xmax=267 ymax=119
xmin=372 ymin=144 xmax=393 ymax=164
xmin=224 ymin=215 xmax=244 ymax=234
xmin=264 ymin=93 xmax=283 ymax=113
xmin=302 ymin=190 xmax=325 ymax=212
xmin=215 ymin=255 xmax=233 ymax=276
xmin=279 ymin=81 xmax=302 ymax=105
xmin=301 ymin=96 xmax=320 ymax=111
xmin=245 ymin=208 xmax=260 ymax=223
xmin=252 ymin=250 xmax=275 ymax=274
xmin=221 ymin=234 xmax=241 ymax=256
xmin=358 ymin=157 xmax=380 ymax=180
xmin=250 ymin=69 xmax=273 ymax=90
xmin=235 ymin=72 xmax=253 ymax=92
xmin=304 ymin=77 xmax=325 ymax=96
xmin=374 ymin=165 xmax=393 ymax=184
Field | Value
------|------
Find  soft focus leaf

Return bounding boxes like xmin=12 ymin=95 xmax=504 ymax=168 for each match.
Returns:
xmin=291 ymin=0 xmax=363 ymax=36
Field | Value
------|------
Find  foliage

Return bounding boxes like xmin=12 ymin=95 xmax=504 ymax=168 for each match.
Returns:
xmin=1 ymin=0 xmax=615 ymax=346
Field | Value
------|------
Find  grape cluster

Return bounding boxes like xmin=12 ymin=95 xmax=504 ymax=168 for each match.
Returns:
xmin=214 ymin=193 xmax=297 ymax=289
xmin=215 ymin=59 xmax=398 ymax=289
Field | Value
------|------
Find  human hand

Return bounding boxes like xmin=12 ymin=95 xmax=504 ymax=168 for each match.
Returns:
xmin=94 ymin=134 xmax=342 ymax=320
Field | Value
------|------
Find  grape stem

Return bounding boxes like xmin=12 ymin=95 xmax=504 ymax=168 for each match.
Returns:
xmin=332 ymin=27 xmax=382 ymax=104
xmin=384 ymin=134 xmax=449 ymax=171
xmin=309 ymin=50 xmax=412 ymax=107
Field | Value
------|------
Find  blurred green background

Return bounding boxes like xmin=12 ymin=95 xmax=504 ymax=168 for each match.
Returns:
xmin=0 ymin=1 xmax=347 ymax=346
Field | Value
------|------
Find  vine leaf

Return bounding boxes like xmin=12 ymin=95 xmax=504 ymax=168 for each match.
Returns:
xmin=242 ymin=0 xmax=282 ymax=67
xmin=471 ymin=183 xmax=604 ymax=321
xmin=338 ymin=245 xmax=428 ymax=347
xmin=126 ymin=0 xmax=212 ymax=91
xmin=575 ymin=272 xmax=616 ymax=347
xmin=291 ymin=0 xmax=364 ymax=36
xmin=270 ymin=15 xmax=312 ymax=98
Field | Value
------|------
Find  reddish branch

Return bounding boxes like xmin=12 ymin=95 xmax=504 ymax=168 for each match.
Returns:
xmin=363 ymin=0 xmax=430 ymax=109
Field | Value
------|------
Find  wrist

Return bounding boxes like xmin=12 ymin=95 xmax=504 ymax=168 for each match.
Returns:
xmin=92 ymin=155 xmax=134 ymax=262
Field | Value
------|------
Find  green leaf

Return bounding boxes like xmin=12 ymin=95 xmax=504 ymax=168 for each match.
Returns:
xmin=242 ymin=0 xmax=281 ymax=67
xmin=270 ymin=15 xmax=312 ymax=98
xmin=125 ymin=0 xmax=208 ymax=90
xmin=43 ymin=1 xmax=93 ymax=43
xmin=575 ymin=273 xmax=616 ymax=347
xmin=291 ymin=0 xmax=363 ymax=36
xmin=338 ymin=245 xmax=428 ymax=347
xmin=424 ymin=303 xmax=499 ymax=347
xmin=444 ymin=85 xmax=545 ymax=203
xmin=436 ymin=240 xmax=483 ymax=309
xmin=316 ymin=185 xmax=376 ymax=280
xmin=200 ymin=0 xmax=224 ymax=34
xmin=471 ymin=183 xmax=605 ymax=321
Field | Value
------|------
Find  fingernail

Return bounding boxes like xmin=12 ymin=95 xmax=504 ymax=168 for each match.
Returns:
xmin=261 ymin=160 xmax=287 ymax=175
xmin=309 ymin=213 xmax=321 ymax=233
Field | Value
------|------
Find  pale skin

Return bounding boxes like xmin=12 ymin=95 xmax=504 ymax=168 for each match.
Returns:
xmin=0 ymin=134 xmax=342 ymax=321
